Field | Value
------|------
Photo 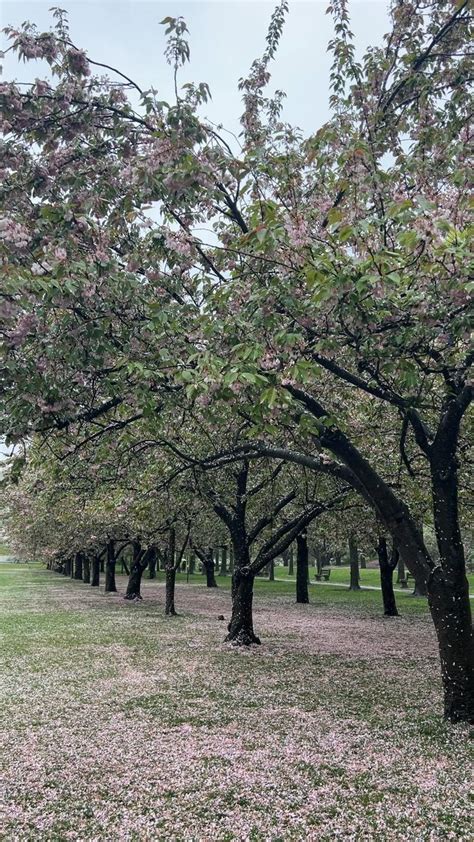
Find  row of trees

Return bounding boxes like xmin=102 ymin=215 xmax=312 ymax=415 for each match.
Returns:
xmin=1 ymin=1 xmax=472 ymax=721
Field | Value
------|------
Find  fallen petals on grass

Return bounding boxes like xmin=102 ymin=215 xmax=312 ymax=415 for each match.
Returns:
xmin=0 ymin=566 xmax=471 ymax=841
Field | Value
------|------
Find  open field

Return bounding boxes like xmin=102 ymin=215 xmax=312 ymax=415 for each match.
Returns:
xmin=0 ymin=563 xmax=472 ymax=841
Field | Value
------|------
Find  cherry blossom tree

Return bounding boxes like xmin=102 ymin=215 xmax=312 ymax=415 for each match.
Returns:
xmin=1 ymin=1 xmax=472 ymax=720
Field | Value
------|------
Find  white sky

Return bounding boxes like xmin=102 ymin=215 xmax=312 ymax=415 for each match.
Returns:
xmin=3 ymin=1 xmax=390 ymax=137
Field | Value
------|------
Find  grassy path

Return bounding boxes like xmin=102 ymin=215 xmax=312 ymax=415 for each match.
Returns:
xmin=0 ymin=563 xmax=471 ymax=840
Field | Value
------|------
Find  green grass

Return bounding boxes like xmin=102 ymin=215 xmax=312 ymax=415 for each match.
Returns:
xmin=0 ymin=562 xmax=472 ymax=841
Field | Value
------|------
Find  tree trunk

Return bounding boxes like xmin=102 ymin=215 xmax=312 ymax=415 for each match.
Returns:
xmin=334 ymin=551 xmax=342 ymax=567
xmin=205 ymin=560 xmax=218 ymax=588
xmin=428 ymin=568 xmax=474 ymax=723
xmin=377 ymin=537 xmax=399 ymax=617
xmin=165 ymin=568 xmax=177 ymax=616
xmin=82 ymin=555 xmax=90 ymax=584
xmin=268 ymin=559 xmax=275 ymax=581
xmin=105 ymin=540 xmax=117 ymax=593
xmin=348 ymin=534 xmax=361 ymax=590
xmin=124 ymin=542 xmax=148 ymax=600
xmin=220 ymin=546 xmax=228 ymax=576
xmin=282 ymin=549 xmax=289 ymax=567
xmin=412 ymin=572 xmax=428 ymax=597
xmin=360 ymin=553 xmax=367 ymax=569
xmin=225 ymin=567 xmax=260 ymax=646
xmin=91 ymin=555 xmax=100 ymax=587
xmin=188 ymin=552 xmax=195 ymax=575
xmin=229 ymin=545 xmax=234 ymax=574
xmin=288 ymin=545 xmax=294 ymax=576
xmin=165 ymin=529 xmax=177 ymax=616
xmin=296 ymin=531 xmax=309 ymax=604
xmin=427 ymin=434 xmax=474 ymax=722
xmin=148 ymin=548 xmax=157 ymax=579
xmin=198 ymin=547 xmax=218 ymax=588
xmin=100 ymin=557 xmax=105 ymax=573
xmin=65 ymin=557 xmax=72 ymax=577
xmin=73 ymin=552 xmax=83 ymax=580
xmin=396 ymin=554 xmax=406 ymax=583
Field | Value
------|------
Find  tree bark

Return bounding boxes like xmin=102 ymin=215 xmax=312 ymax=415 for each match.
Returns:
xmin=396 ymin=554 xmax=406 ymax=583
xmin=91 ymin=555 xmax=100 ymax=587
xmin=225 ymin=567 xmax=260 ymax=645
xmin=124 ymin=542 xmax=148 ymax=600
xmin=427 ymin=412 xmax=474 ymax=722
xmin=82 ymin=554 xmax=90 ymax=584
xmin=105 ymin=540 xmax=117 ymax=593
xmin=73 ymin=552 xmax=83 ymax=580
xmin=296 ymin=531 xmax=309 ymax=604
xmin=165 ymin=529 xmax=177 ymax=616
xmin=377 ymin=537 xmax=399 ymax=617
xmin=188 ymin=552 xmax=195 ymax=575
xmin=348 ymin=534 xmax=361 ymax=590
xmin=268 ymin=559 xmax=275 ymax=581
xmin=165 ymin=568 xmax=177 ymax=616
xmin=412 ymin=572 xmax=428 ymax=597
xmin=220 ymin=546 xmax=228 ymax=576
xmin=428 ymin=568 xmax=474 ymax=722
xmin=288 ymin=545 xmax=294 ymax=576
xmin=65 ymin=557 xmax=72 ymax=577
xmin=194 ymin=547 xmax=218 ymax=588
xmin=148 ymin=548 xmax=157 ymax=579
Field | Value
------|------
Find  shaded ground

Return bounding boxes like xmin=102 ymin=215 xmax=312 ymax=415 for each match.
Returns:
xmin=0 ymin=564 xmax=472 ymax=841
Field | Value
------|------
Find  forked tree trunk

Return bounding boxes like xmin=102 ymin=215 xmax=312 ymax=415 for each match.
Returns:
xmin=296 ymin=531 xmax=309 ymax=604
xmin=348 ymin=534 xmax=361 ymax=590
xmin=225 ymin=567 xmax=260 ymax=646
xmin=91 ymin=555 xmax=100 ymax=587
xmin=82 ymin=555 xmax=91 ymax=584
xmin=73 ymin=552 xmax=83 ymax=580
xmin=105 ymin=541 xmax=117 ymax=593
xmin=377 ymin=537 xmax=399 ymax=617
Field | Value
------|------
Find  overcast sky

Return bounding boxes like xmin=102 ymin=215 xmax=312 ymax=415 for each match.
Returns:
xmin=3 ymin=1 xmax=390 ymax=136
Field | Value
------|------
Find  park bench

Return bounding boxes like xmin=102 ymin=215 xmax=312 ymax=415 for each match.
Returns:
xmin=315 ymin=567 xmax=331 ymax=582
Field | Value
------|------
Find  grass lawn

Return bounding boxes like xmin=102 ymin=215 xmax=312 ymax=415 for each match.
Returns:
xmin=0 ymin=563 xmax=472 ymax=841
